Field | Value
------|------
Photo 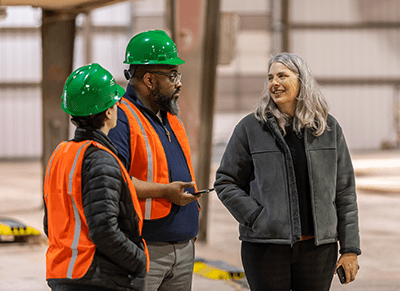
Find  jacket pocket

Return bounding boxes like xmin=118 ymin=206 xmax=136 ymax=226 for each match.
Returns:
xmin=86 ymin=253 xmax=146 ymax=290
xmin=250 ymin=206 xmax=267 ymax=233
xmin=245 ymin=205 xmax=264 ymax=230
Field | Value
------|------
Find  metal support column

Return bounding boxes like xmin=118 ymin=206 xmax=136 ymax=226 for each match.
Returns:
xmin=41 ymin=11 xmax=76 ymax=172
xmin=270 ymin=0 xmax=290 ymax=55
xmin=196 ymin=0 xmax=221 ymax=242
xmin=172 ymin=0 xmax=221 ymax=241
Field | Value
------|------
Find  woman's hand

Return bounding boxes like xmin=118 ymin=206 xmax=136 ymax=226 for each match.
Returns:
xmin=335 ymin=253 xmax=359 ymax=284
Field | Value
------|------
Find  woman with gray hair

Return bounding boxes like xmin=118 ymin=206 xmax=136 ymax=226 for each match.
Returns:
xmin=214 ymin=52 xmax=361 ymax=290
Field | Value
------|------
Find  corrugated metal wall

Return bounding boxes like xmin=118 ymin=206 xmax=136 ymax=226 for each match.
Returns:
xmin=0 ymin=6 xmax=42 ymax=159
xmin=1 ymin=0 xmax=400 ymax=158
xmin=0 ymin=0 xmax=167 ymax=159
xmin=73 ymin=0 xmax=166 ymax=79
xmin=290 ymin=0 xmax=400 ymax=149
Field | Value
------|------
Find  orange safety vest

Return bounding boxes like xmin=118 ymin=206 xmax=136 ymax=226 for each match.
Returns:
xmin=119 ymin=97 xmax=197 ymax=220
xmin=44 ymin=140 xmax=148 ymax=279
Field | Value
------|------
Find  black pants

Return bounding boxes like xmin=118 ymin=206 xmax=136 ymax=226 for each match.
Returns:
xmin=241 ymin=239 xmax=338 ymax=291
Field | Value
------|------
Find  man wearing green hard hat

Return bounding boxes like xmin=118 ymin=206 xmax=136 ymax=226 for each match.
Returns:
xmin=108 ymin=30 xmax=200 ymax=291
xmin=44 ymin=63 xmax=149 ymax=291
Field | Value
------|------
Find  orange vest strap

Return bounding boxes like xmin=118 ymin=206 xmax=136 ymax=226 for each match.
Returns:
xmin=91 ymin=142 xmax=150 ymax=271
xmin=119 ymin=98 xmax=197 ymax=220
xmin=44 ymin=140 xmax=149 ymax=277
xmin=44 ymin=141 xmax=95 ymax=279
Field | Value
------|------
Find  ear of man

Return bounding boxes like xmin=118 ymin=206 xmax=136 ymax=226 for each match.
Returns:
xmin=105 ymin=107 xmax=113 ymax=120
xmin=143 ymin=72 xmax=153 ymax=90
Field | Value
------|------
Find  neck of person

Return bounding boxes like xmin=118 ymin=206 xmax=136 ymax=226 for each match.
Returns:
xmin=100 ymin=115 xmax=115 ymax=136
xmin=100 ymin=125 xmax=111 ymax=136
xmin=278 ymin=104 xmax=296 ymax=118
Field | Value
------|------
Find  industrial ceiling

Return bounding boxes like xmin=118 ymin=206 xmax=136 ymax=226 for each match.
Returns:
xmin=0 ymin=0 xmax=127 ymax=13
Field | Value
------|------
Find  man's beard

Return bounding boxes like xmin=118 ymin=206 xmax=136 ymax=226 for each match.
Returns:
xmin=153 ymin=85 xmax=180 ymax=115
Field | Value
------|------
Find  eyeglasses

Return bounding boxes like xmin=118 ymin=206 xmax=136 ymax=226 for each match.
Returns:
xmin=147 ymin=71 xmax=182 ymax=85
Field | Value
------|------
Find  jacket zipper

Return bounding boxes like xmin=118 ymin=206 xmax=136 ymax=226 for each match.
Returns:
xmin=303 ymin=131 xmax=317 ymax=243
xmin=267 ymin=118 xmax=297 ymax=246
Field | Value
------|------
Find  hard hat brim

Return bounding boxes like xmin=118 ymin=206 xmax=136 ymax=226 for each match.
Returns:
xmin=123 ymin=57 xmax=185 ymax=66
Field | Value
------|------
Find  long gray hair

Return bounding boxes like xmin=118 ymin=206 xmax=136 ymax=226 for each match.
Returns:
xmin=255 ymin=53 xmax=329 ymax=136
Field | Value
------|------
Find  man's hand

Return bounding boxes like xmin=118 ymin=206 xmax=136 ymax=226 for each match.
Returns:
xmin=131 ymin=177 xmax=199 ymax=204
xmin=335 ymin=253 xmax=359 ymax=284
xmin=163 ymin=181 xmax=199 ymax=206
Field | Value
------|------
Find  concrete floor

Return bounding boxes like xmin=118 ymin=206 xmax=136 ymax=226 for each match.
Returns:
xmin=1 ymin=150 xmax=400 ymax=290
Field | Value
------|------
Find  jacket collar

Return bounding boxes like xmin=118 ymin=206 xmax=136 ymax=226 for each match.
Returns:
xmin=73 ymin=128 xmax=118 ymax=155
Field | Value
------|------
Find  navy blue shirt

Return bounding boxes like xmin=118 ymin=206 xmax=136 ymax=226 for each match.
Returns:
xmin=108 ymin=84 xmax=199 ymax=242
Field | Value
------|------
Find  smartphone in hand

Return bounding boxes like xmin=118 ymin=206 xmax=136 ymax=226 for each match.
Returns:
xmin=337 ymin=266 xmax=346 ymax=284
xmin=192 ymin=188 xmax=214 ymax=195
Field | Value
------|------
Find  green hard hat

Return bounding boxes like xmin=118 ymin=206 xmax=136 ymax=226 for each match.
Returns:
xmin=124 ymin=30 xmax=185 ymax=65
xmin=61 ymin=63 xmax=121 ymax=116
xmin=116 ymin=84 xmax=125 ymax=97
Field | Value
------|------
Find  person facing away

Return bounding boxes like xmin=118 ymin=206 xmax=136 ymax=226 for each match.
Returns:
xmin=214 ymin=52 xmax=361 ymax=291
xmin=108 ymin=30 xmax=200 ymax=291
xmin=43 ymin=63 xmax=149 ymax=291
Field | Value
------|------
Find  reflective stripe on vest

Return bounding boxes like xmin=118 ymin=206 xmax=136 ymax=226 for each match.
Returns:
xmin=44 ymin=141 xmax=95 ymax=279
xmin=120 ymin=98 xmax=197 ymax=220
xmin=121 ymin=99 xmax=154 ymax=219
xmin=67 ymin=141 xmax=91 ymax=278
xmin=44 ymin=140 xmax=149 ymax=278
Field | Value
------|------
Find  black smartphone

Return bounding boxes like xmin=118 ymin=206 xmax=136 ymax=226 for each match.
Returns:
xmin=337 ymin=265 xmax=346 ymax=284
xmin=192 ymin=188 xmax=214 ymax=195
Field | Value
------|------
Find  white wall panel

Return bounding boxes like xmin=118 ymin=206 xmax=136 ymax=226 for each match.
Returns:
xmin=218 ymin=31 xmax=270 ymax=75
xmin=289 ymin=0 xmax=400 ymax=151
xmin=0 ymin=88 xmax=42 ymax=158
xmin=131 ymin=0 xmax=166 ymax=16
xmin=1 ymin=0 xmax=400 ymax=159
xmin=291 ymin=0 xmax=361 ymax=23
xmin=321 ymin=85 xmax=395 ymax=150
xmin=91 ymin=33 xmax=131 ymax=80
xmin=73 ymin=33 xmax=130 ymax=82
xmin=291 ymin=0 xmax=400 ymax=23
xmin=0 ymin=6 xmax=41 ymax=27
xmin=291 ymin=29 xmax=400 ymax=78
xmin=92 ymin=2 xmax=131 ymax=26
xmin=0 ymin=34 xmax=41 ymax=82
xmin=221 ymin=0 xmax=269 ymax=13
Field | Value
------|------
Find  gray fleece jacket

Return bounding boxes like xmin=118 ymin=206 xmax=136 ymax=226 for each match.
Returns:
xmin=214 ymin=113 xmax=361 ymax=255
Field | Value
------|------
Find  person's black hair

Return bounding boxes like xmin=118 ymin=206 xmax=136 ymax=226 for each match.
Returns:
xmin=70 ymin=110 xmax=108 ymax=130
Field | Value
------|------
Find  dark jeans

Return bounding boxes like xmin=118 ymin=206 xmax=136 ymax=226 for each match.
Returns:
xmin=49 ymin=283 xmax=115 ymax=291
xmin=241 ymin=239 xmax=338 ymax=291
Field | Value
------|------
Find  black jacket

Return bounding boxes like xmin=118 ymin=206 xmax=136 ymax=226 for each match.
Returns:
xmin=215 ymin=113 xmax=361 ymax=255
xmin=44 ymin=128 xmax=147 ymax=290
